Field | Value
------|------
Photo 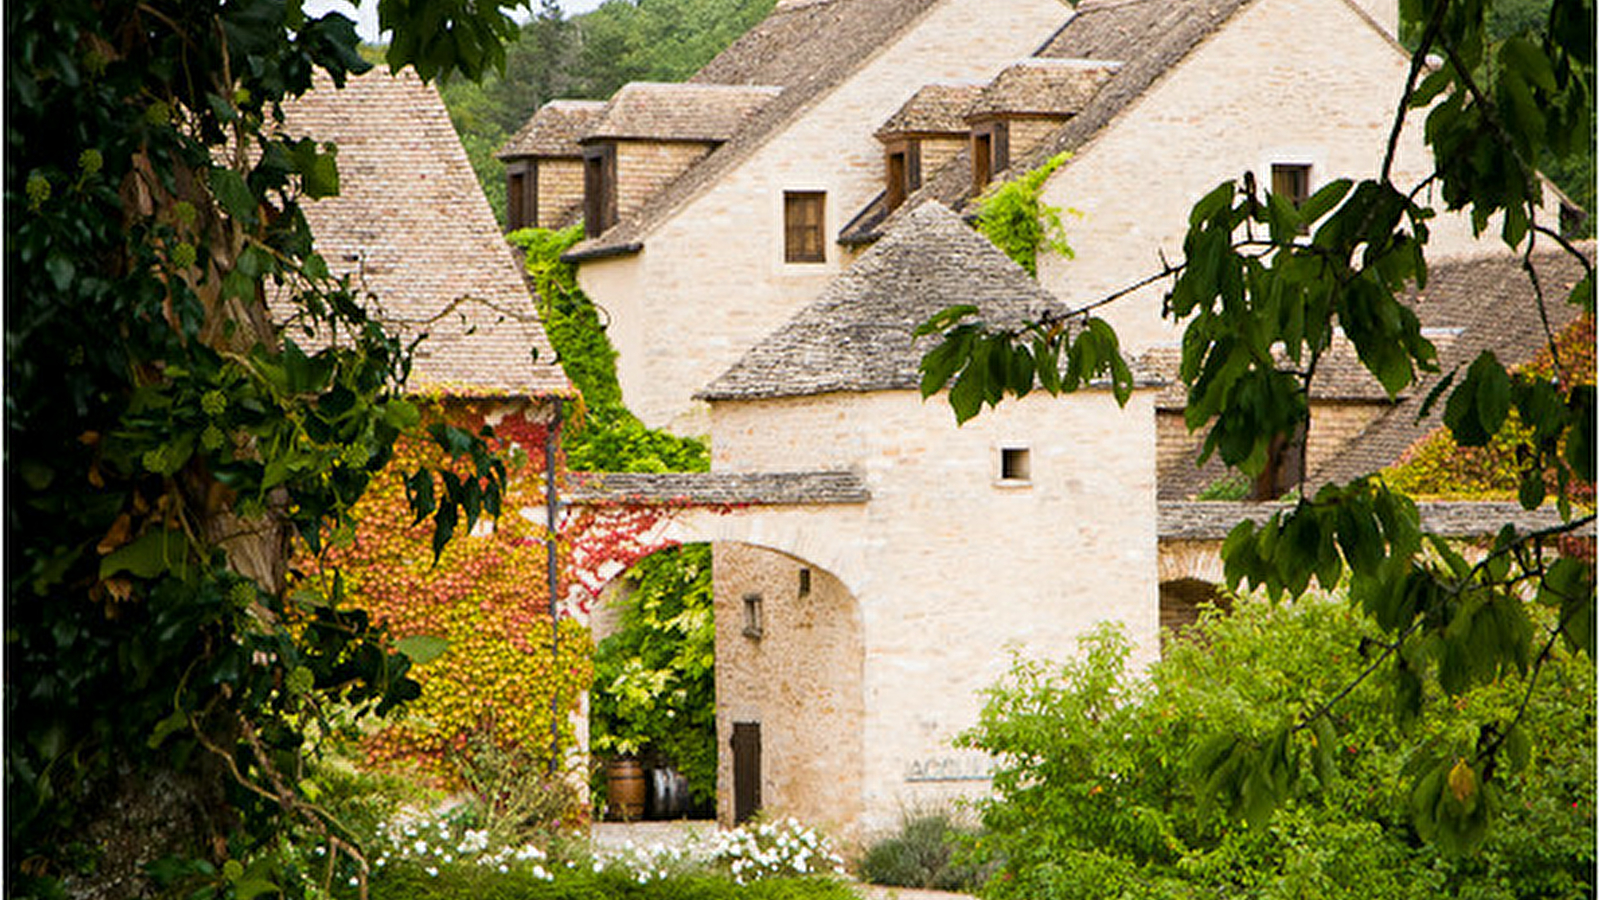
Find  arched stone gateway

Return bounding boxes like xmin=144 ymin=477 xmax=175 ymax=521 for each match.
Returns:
xmin=566 ymin=472 xmax=871 ymax=835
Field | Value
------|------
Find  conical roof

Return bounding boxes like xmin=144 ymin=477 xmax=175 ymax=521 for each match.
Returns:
xmin=698 ymin=202 xmax=1067 ymax=401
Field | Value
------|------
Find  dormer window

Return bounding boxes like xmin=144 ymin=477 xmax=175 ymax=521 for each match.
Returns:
xmin=971 ymin=121 xmax=1009 ymax=191
xmin=583 ymin=144 xmax=617 ymax=237
xmin=885 ymin=139 xmax=922 ymax=212
xmin=506 ymin=162 xmax=536 ymax=232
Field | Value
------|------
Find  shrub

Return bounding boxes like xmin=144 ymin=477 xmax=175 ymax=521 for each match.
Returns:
xmin=961 ymin=595 xmax=1596 ymax=900
xmin=857 ymin=809 xmax=992 ymax=892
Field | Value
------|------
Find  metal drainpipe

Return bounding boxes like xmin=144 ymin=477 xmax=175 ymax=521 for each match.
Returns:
xmin=545 ymin=397 xmax=563 ymax=776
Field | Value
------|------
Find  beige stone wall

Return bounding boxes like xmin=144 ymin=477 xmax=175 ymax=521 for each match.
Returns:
xmin=579 ymin=0 xmax=1072 ymax=433
xmin=709 ymin=385 xmax=1160 ymax=832
xmin=1008 ymin=118 xmax=1063 ymax=164
xmin=1306 ymin=400 xmax=1388 ymax=474
xmin=1034 ymin=0 xmax=1547 ymax=356
xmin=537 ymin=158 xmax=584 ymax=230
xmin=615 ymin=141 xmax=715 ymax=224
xmin=919 ymin=136 xmax=966 ymax=185
xmin=713 ymin=544 xmax=865 ymax=836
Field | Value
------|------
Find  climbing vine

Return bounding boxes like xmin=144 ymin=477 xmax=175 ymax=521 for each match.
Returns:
xmin=301 ymin=400 xmax=593 ymax=782
xmin=508 ymin=225 xmax=718 ymax=800
xmin=974 ymin=151 xmax=1075 ymax=277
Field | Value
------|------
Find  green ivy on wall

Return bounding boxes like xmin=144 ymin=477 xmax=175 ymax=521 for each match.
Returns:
xmin=509 ymin=225 xmax=717 ymax=801
xmin=974 ymin=152 xmax=1075 ymax=278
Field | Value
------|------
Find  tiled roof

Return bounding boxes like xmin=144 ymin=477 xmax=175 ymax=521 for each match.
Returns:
xmin=848 ymin=0 xmax=1256 ymax=242
xmin=697 ymin=202 xmax=1068 ymax=400
xmin=496 ymin=100 xmax=605 ymax=160
xmin=1158 ymin=500 xmax=1584 ymax=540
xmin=567 ymin=470 xmax=870 ymax=505
xmin=1140 ymin=337 xmax=1426 ymax=409
xmin=565 ymin=0 xmax=948 ymax=259
xmin=966 ymin=58 xmax=1121 ymax=119
xmin=1312 ymin=246 xmax=1593 ymax=485
xmin=1150 ymin=246 xmax=1592 ymax=499
xmin=581 ymin=82 xmax=783 ymax=143
xmin=280 ymin=69 xmax=570 ymax=397
xmin=877 ymin=83 xmax=985 ymax=138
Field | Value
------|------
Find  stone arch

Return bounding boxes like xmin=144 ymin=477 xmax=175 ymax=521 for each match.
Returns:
xmin=1159 ymin=577 xmax=1232 ymax=648
xmin=581 ymin=533 xmax=866 ymax=833
xmin=711 ymin=541 xmax=865 ymax=836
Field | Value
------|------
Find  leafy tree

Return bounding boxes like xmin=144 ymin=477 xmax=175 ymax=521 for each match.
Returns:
xmin=590 ymin=545 xmax=719 ymax=802
xmin=5 ymin=0 xmax=531 ymax=894
xmin=963 ymin=601 xmax=1594 ymax=900
xmin=918 ymin=0 xmax=1594 ymax=853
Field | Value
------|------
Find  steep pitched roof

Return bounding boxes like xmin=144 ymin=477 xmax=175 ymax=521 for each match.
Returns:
xmin=565 ymin=0 xmax=948 ymax=260
xmin=282 ymin=69 xmax=570 ymax=397
xmin=877 ymin=82 xmax=984 ymax=138
xmin=1151 ymin=246 xmax=1593 ymax=499
xmin=697 ymin=202 xmax=1068 ymax=401
xmin=1312 ymin=246 xmax=1592 ymax=485
xmin=966 ymin=58 xmax=1121 ymax=119
xmin=581 ymin=82 xmax=783 ymax=143
xmin=497 ymin=100 xmax=605 ymax=160
xmin=847 ymin=0 xmax=1257 ymax=243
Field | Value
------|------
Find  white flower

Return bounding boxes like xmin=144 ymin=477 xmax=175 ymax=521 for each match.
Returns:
xmin=425 ymin=866 xmax=438 ymax=877
xmin=412 ymin=839 xmax=428 ymax=855
xmin=498 ymin=865 xmax=508 ymax=874
xmin=348 ymin=877 xmax=359 ymax=887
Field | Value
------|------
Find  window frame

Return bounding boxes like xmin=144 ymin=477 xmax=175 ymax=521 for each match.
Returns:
xmin=583 ymin=144 xmax=617 ymax=238
xmin=783 ymin=190 xmax=827 ymax=264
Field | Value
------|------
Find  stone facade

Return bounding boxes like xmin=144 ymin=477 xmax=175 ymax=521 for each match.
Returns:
xmin=713 ymin=543 xmax=865 ymax=836
xmin=709 ymin=385 xmax=1160 ymax=833
xmin=537 ymin=158 xmax=584 ymax=229
xmin=610 ymin=140 xmax=717 ymax=225
xmin=1032 ymin=0 xmax=1548 ymax=353
xmin=578 ymin=0 xmax=1071 ymax=433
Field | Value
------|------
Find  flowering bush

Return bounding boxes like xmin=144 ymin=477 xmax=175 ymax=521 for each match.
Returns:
xmin=702 ymin=818 xmax=848 ymax=884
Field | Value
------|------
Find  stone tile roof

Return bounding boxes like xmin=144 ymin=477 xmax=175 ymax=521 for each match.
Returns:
xmin=877 ymin=83 xmax=985 ymax=138
xmin=847 ymin=0 xmax=1255 ymax=243
xmin=497 ymin=100 xmax=605 ymax=160
xmin=1312 ymin=246 xmax=1593 ymax=485
xmin=966 ymin=58 xmax=1121 ymax=119
xmin=697 ymin=202 xmax=1069 ymax=401
xmin=567 ymin=470 xmax=870 ymax=505
xmin=1158 ymin=500 xmax=1584 ymax=540
xmin=565 ymin=0 xmax=948 ymax=259
xmin=1140 ymin=336 xmax=1436 ymax=409
xmin=281 ymin=69 xmax=570 ymax=397
xmin=581 ymin=82 xmax=783 ymax=143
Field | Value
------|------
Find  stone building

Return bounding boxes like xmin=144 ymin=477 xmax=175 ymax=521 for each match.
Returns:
xmin=484 ymin=0 xmax=1590 ymax=839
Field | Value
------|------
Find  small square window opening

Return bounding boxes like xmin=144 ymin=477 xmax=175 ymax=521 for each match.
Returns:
xmin=1000 ymin=447 xmax=1031 ymax=482
xmin=742 ymin=593 xmax=764 ymax=639
xmin=1271 ymin=163 xmax=1311 ymax=207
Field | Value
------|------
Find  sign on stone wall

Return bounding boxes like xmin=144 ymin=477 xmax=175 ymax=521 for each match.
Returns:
xmin=903 ymin=752 xmax=995 ymax=783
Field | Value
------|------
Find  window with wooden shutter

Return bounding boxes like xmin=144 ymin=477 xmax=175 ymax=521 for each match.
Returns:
xmin=784 ymin=191 xmax=825 ymax=263
xmin=506 ymin=162 xmax=538 ymax=232
xmin=583 ymin=145 xmax=617 ymax=238
xmin=887 ymin=150 xmax=907 ymax=211
xmin=973 ymin=123 xmax=1009 ymax=190
xmin=972 ymin=132 xmax=992 ymax=192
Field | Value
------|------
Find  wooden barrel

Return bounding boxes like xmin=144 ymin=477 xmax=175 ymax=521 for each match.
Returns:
xmin=607 ymin=759 xmax=646 ymax=821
